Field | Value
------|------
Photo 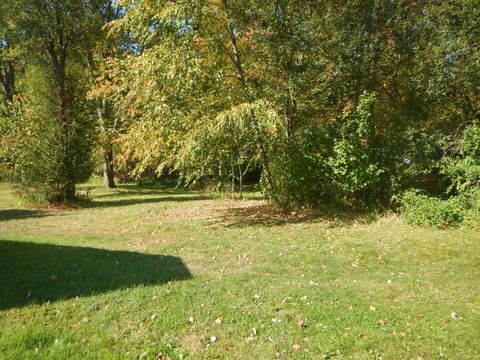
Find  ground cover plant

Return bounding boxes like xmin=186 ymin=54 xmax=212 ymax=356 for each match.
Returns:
xmin=1 ymin=181 xmax=479 ymax=359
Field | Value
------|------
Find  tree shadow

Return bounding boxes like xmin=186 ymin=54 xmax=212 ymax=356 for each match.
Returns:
xmin=0 ymin=209 xmax=49 ymax=222
xmin=80 ymin=183 xmax=193 ymax=200
xmin=0 ymin=240 xmax=192 ymax=310
xmin=217 ymin=203 xmax=380 ymax=228
xmin=86 ymin=195 xmax=213 ymax=208
xmin=93 ymin=189 xmax=193 ymax=199
xmin=75 ymin=183 xmax=214 ymax=208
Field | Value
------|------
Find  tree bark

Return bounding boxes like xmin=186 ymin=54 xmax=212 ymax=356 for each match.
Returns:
xmin=97 ymin=98 xmax=117 ymax=189
xmin=0 ymin=60 xmax=15 ymax=103
xmin=57 ymin=67 xmax=76 ymax=201
xmin=237 ymin=155 xmax=243 ymax=200
xmin=231 ymin=159 xmax=236 ymax=199
xmin=103 ymin=148 xmax=116 ymax=188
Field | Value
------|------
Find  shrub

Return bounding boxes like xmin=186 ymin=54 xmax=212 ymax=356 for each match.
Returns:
xmin=401 ymin=124 xmax=480 ymax=229
xmin=327 ymin=93 xmax=385 ymax=208
xmin=401 ymin=190 xmax=464 ymax=228
xmin=441 ymin=123 xmax=480 ymax=194
xmin=458 ymin=190 xmax=480 ymax=228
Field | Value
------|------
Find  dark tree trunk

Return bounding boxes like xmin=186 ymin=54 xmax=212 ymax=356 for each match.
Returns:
xmin=0 ymin=60 xmax=15 ymax=103
xmin=103 ymin=148 xmax=116 ymax=188
xmin=97 ymin=98 xmax=117 ymax=189
xmin=57 ymin=74 xmax=76 ymax=201
xmin=237 ymin=155 xmax=243 ymax=200
xmin=231 ymin=158 xmax=236 ymax=199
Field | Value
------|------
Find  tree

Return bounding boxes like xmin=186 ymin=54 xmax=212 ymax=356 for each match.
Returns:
xmin=5 ymin=0 xmax=96 ymax=202
xmin=0 ymin=4 xmax=18 ymax=104
xmin=83 ymin=0 xmax=124 ymax=188
xmin=0 ymin=43 xmax=16 ymax=104
xmin=3 ymin=0 xmax=478 ymax=210
xmin=101 ymin=0 xmax=441 ymax=208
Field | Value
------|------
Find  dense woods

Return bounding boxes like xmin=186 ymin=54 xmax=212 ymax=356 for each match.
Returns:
xmin=0 ymin=0 xmax=478 ymax=225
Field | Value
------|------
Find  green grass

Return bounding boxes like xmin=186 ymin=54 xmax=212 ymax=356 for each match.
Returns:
xmin=1 ymin=180 xmax=479 ymax=359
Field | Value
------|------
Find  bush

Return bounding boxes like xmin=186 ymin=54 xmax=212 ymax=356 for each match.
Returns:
xmin=327 ymin=93 xmax=385 ymax=208
xmin=458 ymin=190 xmax=480 ymax=228
xmin=401 ymin=124 xmax=480 ymax=229
xmin=441 ymin=123 xmax=480 ymax=194
xmin=401 ymin=190 xmax=464 ymax=228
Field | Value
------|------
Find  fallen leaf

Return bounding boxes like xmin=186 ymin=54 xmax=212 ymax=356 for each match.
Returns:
xmin=296 ymin=320 xmax=305 ymax=328
xmin=156 ymin=353 xmax=171 ymax=360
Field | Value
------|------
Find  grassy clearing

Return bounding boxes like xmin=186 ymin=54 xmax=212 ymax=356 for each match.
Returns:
xmin=0 ymin=180 xmax=479 ymax=359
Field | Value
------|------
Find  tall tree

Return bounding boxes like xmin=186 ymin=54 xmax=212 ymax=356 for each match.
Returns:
xmin=0 ymin=5 xmax=17 ymax=104
xmin=8 ymin=0 xmax=95 ymax=201
xmin=83 ymin=0 xmax=124 ymax=188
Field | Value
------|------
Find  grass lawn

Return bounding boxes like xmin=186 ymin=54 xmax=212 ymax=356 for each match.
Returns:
xmin=0 ymin=180 xmax=479 ymax=359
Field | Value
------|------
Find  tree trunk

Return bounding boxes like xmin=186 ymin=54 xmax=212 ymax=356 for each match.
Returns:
xmin=98 ymin=99 xmax=117 ymax=189
xmin=103 ymin=148 xmax=116 ymax=188
xmin=63 ymin=173 xmax=76 ymax=201
xmin=0 ymin=60 xmax=15 ymax=103
xmin=237 ymin=156 xmax=243 ymax=200
xmin=58 ymin=83 xmax=76 ymax=201
xmin=231 ymin=159 xmax=236 ymax=199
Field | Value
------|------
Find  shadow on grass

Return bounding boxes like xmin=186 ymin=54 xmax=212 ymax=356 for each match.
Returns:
xmin=0 ymin=209 xmax=49 ymax=222
xmin=86 ymin=195 xmax=214 ymax=208
xmin=218 ymin=203 xmax=380 ymax=228
xmin=79 ymin=183 xmax=192 ymax=199
xmin=93 ymin=189 xmax=193 ymax=199
xmin=75 ymin=183 xmax=214 ymax=208
xmin=0 ymin=240 xmax=192 ymax=310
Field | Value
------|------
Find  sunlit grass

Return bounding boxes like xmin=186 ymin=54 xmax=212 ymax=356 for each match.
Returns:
xmin=1 ymin=181 xmax=479 ymax=359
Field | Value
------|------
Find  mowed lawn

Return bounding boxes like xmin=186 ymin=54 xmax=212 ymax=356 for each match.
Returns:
xmin=0 ymin=181 xmax=479 ymax=359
